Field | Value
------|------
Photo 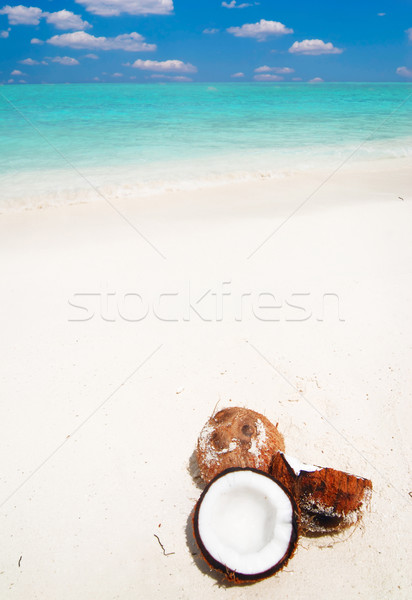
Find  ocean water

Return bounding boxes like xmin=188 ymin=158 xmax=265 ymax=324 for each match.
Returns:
xmin=1 ymin=83 xmax=411 ymax=210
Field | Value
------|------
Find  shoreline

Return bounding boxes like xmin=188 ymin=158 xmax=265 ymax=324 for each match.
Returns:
xmin=1 ymin=155 xmax=411 ymax=214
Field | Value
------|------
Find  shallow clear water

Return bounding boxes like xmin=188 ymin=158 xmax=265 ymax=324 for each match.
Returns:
xmin=1 ymin=83 xmax=411 ymax=209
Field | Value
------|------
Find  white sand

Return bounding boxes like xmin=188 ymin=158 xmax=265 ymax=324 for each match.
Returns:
xmin=0 ymin=158 xmax=411 ymax=598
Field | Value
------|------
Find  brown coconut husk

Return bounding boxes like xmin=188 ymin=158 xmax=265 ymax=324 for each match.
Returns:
xmin=196 ymin=407 xmax=285 ymax=484
xmin=270 ymin=451 xmax=298 ymax=493
xmin=297 ymin=468 xmax=372 ymax=535
xmin=270 ymin=452 xmax=372 ymax=535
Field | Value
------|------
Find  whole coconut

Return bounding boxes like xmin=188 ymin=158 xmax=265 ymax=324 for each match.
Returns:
xmin=196 ymin=407 xmax=285 ymax=483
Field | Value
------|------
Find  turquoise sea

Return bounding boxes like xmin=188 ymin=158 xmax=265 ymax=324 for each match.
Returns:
xmin=1 ymin=83 xmax=411 ymax=209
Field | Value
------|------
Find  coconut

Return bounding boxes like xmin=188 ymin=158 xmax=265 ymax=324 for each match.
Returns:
xmin=193 ymin=467 xmax=299 ymax=583
xmin=196 ymin=407 xmax=285 ymax=484
xmin=270 ymin=452 xmax=372 ymax=535
xmin=297 ymin=467 xmax=372 ymax=534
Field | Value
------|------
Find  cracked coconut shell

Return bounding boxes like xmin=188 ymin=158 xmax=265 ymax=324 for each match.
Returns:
xmin=270 ymin=452 xmax=372 ymax=535
xmin=197 ymin=407 xmax=285 ymax=484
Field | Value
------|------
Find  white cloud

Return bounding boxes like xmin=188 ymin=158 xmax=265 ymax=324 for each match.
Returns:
xmin=85 ymin=53 xmax=98 ymax=59
xmin=275 ymin=66 xmax=293 ymax=73
xmin=289 ymin=39 xmax=343 ymax=55
xmin=203 ymin=28 xmax=219 ymax=34
xmin=19 ymin=57 xmax=46 ymax=65
xmin=309 ymin=77 xmax=323 ymax=83
xmin=254 ymin=73 xmax=283 ymax=81
xmin=396 ymin=66 xmax=412 ymax=78
xmin=150 ymin=74 xmax=192 ymax=81
xmin=11 ymin=68 xmax=23 ymax=75
xmin=0 ymin=6 xmax=91 ymax=30
xmin=227 ymin=19 xmax=293 ymax=41
xmin=30 ymin=37 xmax=43 ymax=44
xmin=47 ymin=31 xmax=156 ymax=52
xmin=231 ymin=72 xmax=244 ymax=77
xmin=93 ymin=76 xmax=100 ymax=80
xmin=254 ymin=65 xmax=294 ymax=74
xmin=131 ymin=59 xmax=197 ymax=73
xmin=75 ymin=0 xmax=173 ymax=16
xmin=0 ymin=5 xmax=42 ymax=25
xmin=254 ymin=65 xmax=271 ymax=72
xmin=406 ymin=28 xmax=412 ymax=41
xmin=45 ymin=10 xmax=91 ymax=31
xmin=51 ymin=56 xmax=80 ymax=65
xmin=0 ymin=28 xmax=10 ymax=37
xmin=222 ymin=1 xmax=254 ymax=8
xmin=377 ymin=12 xmax=385 ymax=17
xmin=112 ymin=72 xmax=123 ymax=76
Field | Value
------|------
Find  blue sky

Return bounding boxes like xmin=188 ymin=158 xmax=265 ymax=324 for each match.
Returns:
xmin=1 ymin=0 xmax=412 ymax=83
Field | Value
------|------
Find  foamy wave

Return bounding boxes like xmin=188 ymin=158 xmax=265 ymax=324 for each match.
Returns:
xmin=0 ymin=169 xmax=292 ymax=212
xmin=1 ymin=137 xmax=412 ymax=212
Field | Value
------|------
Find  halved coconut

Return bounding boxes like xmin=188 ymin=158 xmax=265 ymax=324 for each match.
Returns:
xmin=270 ymin=452 xmax=372 ymax=535
xmin=197 ymin=407 xmax=285 ymax=484
xmin=193 ymin=467 xmax=299 ymax=583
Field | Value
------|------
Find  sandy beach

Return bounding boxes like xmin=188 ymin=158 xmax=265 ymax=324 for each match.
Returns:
xmin=0 ymin=157 xmax=411 ymax=598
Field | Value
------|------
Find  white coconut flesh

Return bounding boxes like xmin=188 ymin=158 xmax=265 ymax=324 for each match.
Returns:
xmin=197 ymin=470 xmax=294 ymax=576
xmin=283 ymin=453 xmax=321 ymax=476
